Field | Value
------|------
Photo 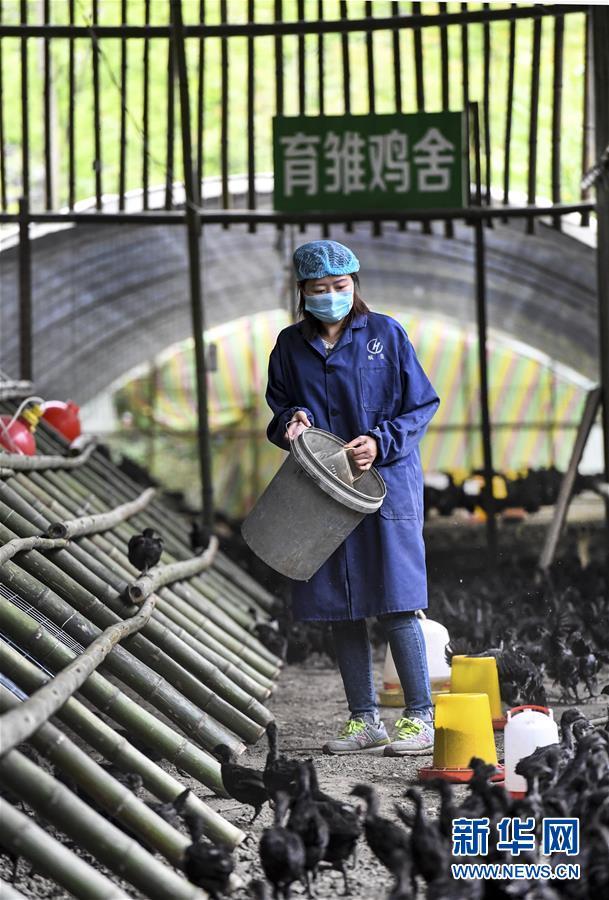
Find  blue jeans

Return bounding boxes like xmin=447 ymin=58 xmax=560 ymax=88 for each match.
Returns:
xmin=331 ymin=612 xmax=433 ymax=723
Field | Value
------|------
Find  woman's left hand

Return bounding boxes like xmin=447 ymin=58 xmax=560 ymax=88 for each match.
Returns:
xmin=343 ymin=435 xmax=378 ymax=470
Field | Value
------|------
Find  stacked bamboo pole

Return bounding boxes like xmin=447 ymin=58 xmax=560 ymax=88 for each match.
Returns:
xmin=0 ymin=604 xmax=225 ymax=795
xmin=0 ymin=478 xmax=274 ymax=716
xmin=0 ymin=482 xmax=270 ymax=716
xmin=0 ymin=799 xmax=131 ymax=900
xmin=0 ymin=536 xmax=250 ymax=755
xmin=0 ymin=684 xmax=190 ymax=866
xmin=0 ymin=403 xmax=281 ymax=888
xmin=0 ymin=750 xmax=206 ymax=900
xmin=0 ymin=640 xmax=244 ymax=847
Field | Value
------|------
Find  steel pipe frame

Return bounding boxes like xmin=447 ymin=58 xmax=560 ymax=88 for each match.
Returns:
xmin=0 ymin=5 xmax=586 ymax=40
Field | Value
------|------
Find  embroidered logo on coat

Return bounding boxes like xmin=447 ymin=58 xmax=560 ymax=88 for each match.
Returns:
xmin=367 ymin=338 xmax=384 ymax=355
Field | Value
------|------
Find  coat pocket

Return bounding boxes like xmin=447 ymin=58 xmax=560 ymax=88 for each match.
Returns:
xmin=359 ymin=365 xmax=399 ymax=412
xmin=378 ymin=459 xmax=420 ymax=520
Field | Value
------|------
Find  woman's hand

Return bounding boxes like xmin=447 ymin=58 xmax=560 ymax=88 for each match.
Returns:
xmin=285 ymin=410 xmax=312 ymax=441
xmin=344 ymin=435 xmax=378 ymax=470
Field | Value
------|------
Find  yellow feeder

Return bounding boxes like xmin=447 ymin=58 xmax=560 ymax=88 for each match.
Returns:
xmin=419 ymin=693 xmax=503 ymax=784
xmin=450 ymin=655 xmax=506 ymax=728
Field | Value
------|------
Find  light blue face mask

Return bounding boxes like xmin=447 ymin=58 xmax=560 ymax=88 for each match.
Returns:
xmin=304 ymin=290 xmax=354 ymax=324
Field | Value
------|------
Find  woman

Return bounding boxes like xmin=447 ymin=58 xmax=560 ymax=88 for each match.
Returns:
xmin=265 ymin=240 xmax=440 ymax=756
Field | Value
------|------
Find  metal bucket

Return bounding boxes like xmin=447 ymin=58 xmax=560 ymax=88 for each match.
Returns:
xmin=241 ymin=427 xmax=386 ymax=580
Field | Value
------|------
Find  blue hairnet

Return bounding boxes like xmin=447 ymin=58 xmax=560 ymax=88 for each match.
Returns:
xmin=293 ymin=240 xmax=360 ymax=281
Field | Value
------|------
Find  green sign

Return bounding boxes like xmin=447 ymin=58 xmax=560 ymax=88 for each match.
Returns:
xmin=273 ymin=112 xmax=466 ymax=212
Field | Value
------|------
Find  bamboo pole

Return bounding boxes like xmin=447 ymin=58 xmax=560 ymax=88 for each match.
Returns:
xmin=0 ymin=799 xmax=130 ymax=900
xmin=1 ymin=476 xmax=275 ymax=698
xmin=27 ymin=469 xmax=277 ymax=664
xmin=0 ymin=684 xmax=190 ymax=866
xmin=0 ymin=596 xmax=155 ymax=754
xmin=0 ymin=751 xmax=207 ymax=900
xmin=0 ymin=441 xmax=96 ymax=469
xmin=0 ymin=533 xmax=69 ymax=564
xmin=0 ymin=603 xmax=227 ymax=795
xmin=0 ymin=879 xmax=29 ymax=900
xmin=126 ymin=535 xmax=219 ymax=604
xmin=23 ymin=535 xmax=269 ymax=735
xmin=45 ymin=486 xmax=156 ymax=538
xmin=0 ymin=546 xmax=248 ymax=754
xmin=34 ymin=426 xmax=276 ymax=614
xmin=0 ymin=639 xmax=244 ymax=847
xmin=26 ymin=437 xmax=275 ymax=630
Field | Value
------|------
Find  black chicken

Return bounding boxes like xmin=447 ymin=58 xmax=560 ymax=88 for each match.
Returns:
xmin=264 ymin=721 xmax=300 ymax=799
xmin=286 ymin=763 xmax=329 ymax=893
xmin=215 ymin=744 xmax=269 ymax=823
xmin=146 ymin=787 xmax=191 ymax=829
xmin=350 ymin=784 xmax=409 ymax=879
xmin=127 ymin=528 xmax=163 ymax=574
xmin=190 ymin=519 xmax=211 ymax=555
xmin=305 ymin=760 xmax=361 ymax=894
xmin=259 ymin=791 xmax=306 ymax=900
xmin=399 ymin=787 xmax=449 ymax=884
xmin=182 ymin=809 xmax=234 ymax=898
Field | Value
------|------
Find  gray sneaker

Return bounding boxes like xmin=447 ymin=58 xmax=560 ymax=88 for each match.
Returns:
xmin=323 ymin=716 xmax=390 ymax=755
xmin=384 ymin=716 xmax=434 ymax=756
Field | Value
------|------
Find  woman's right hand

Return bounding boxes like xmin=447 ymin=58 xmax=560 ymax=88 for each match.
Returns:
xmin=285 ymin=410 xmax=311 ymax=441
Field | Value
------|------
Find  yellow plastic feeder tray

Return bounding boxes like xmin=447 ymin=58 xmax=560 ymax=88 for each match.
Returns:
xmin=450 ymin=655 xmax=506 ymax=729
xmin=418 ymin=692 xmax=504 ymax=784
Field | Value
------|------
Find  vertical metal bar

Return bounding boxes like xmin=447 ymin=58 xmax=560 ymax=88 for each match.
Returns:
xmin=414 ymin=3 xmax=429 ymax=234
xmin=526 ymin=15 xmax=542 ymax=234
xmin=460 ymin=1 xmax=469 ymax=112
xmin=165 ymin=31 xmax=176 ymax=210
xmin=340 ymin=0 xmax=352 ymax=233
xmin=297 ymin=0 xmax=305 ymax=116
xmin=220 ymin=0 xmax=229 ymax=219
xmin=18 ymin=196 xmax=32 ymax=381
xmin=317 ymin=0 xmax=324 ymax=115
xmin=392 ymin=1 xmax=402 ymax=114
xmin=551 ymin=13 xmax=564 ymax=229
xmin=92 ymin=0 xmax=102 ymax=210
xmin=581 ymin=10 xmax=594 ymax=227
xmin=482 ymin=4 xmax=491 ymax=210
xmin=365 ymin=2 xmax=380 ymax=238
xmin=170 ymin=0 xmax=214 ymax=534
xmin=340 ymin=0 xmax=351 ymax=115
xmin=439 ymin=2 xmax=452 ymax=238
xmin=274 ymin=0 xmax=284 ymax=235
xmin=591 ymin=3 xmax=609 ymax=529
xmin=68 ymin=0 xmax=75 ymax=210
xmin=365 ymin=1 xmax=375 ymax=114
xmin=43 ymin=0 xmax=53 ymax=209
xmin=502 ymin=9 xmax=516 ymax=209
xmin=20 ymin=0 xmax=29 ymax=200
xmin=247 ymin=0 xmax=256 ymax=231
xmin=142 ymin=0 xmax=150 ymax=210
xmin=196 ymin=0 xmax=204 ymax=202
xmin=471 ymin=102 xmax=496 ymax=564
xmin=318 ymin=0 xmax=327 ymax=238
xmin=0 ymin=0 xmax=6 ymax=211
xmin=118 ymin=0 xmax=128 ymax=211
xmin=412 ymin=2 xmax=424 ymax=111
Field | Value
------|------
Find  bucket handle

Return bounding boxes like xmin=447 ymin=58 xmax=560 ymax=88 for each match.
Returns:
xmin=506 ymin=705 xmax=551 ymax=720
xmin=343 ymin=447 xmax=366 ymax=482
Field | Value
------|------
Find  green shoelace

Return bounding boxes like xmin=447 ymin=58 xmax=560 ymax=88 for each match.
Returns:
xmin=394 ymin=716 xmax=425 ymax=739
xmin=339 ymin=718 xmax=367 ymax=738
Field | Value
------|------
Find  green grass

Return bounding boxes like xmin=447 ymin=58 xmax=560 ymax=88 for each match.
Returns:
xmin=0 ymin=1 xmax=587 ymax=211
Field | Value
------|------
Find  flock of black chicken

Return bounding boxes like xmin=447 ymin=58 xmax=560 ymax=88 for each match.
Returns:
xmin=209 ymin=708 xmax=609 ymax=899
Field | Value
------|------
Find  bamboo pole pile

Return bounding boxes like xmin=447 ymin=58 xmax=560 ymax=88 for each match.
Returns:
xmin=0 ymin=401 xmax=284 ymax=897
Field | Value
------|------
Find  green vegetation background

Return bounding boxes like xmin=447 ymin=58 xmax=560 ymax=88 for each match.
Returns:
xmin=1 ymin=1 xmax=587 ymax=211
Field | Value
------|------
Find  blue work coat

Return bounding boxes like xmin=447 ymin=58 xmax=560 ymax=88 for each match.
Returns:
xmin=265 ymin=311 xmax=440 ymax=622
